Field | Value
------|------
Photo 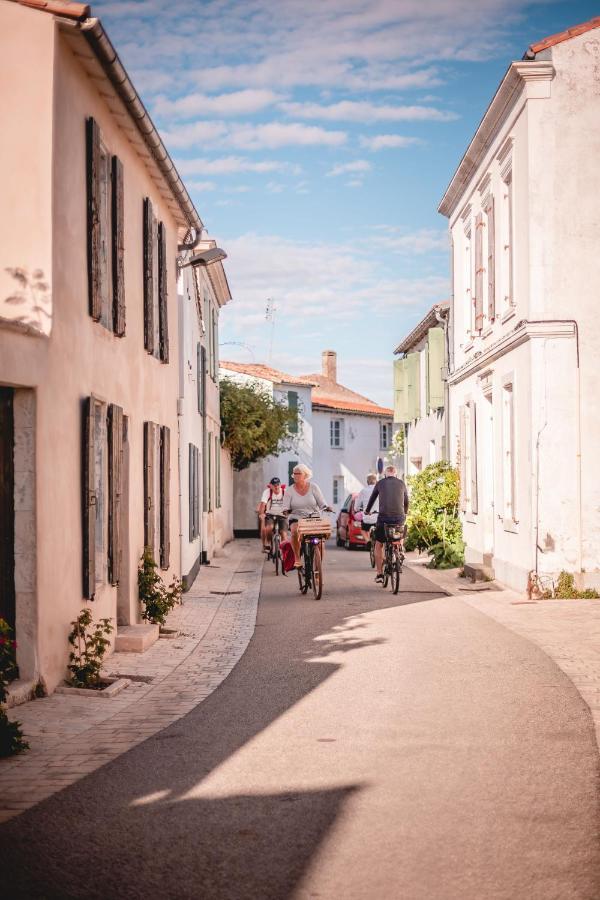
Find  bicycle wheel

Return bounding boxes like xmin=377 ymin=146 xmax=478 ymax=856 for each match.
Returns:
xmin=391 ymin=551 xmax=401 ymax=594
xmin=312 ymin=544 xmax=323 ymax=600
xmin=272 ymin=534 xmax=280 ymax=576
xmin=382 ymin=546 xmax=390 ymax=588
xmin=298 ymin=544 xmax=310 ymax=594
xmin=369 ymin=533 xmax=376 ymax=569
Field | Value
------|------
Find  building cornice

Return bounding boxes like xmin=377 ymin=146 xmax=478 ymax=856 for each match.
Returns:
xmin=447 ymin=319 xmax=576 ymax=385
xmin=438 ymin=61 xmax=554 ymax=219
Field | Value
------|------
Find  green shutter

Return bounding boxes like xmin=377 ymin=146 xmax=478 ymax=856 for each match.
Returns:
xmin=427 ymin=327 xmax=445 ymax=410
xmin=393 ymin=358 xmax=408 ymax=424
xmin=406 ymin=352 xmax=420 ymax=421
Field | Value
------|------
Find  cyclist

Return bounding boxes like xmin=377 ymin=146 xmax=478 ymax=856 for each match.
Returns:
xmin=258 ymin=477 xmax=287 ymax=552
xmin=364 ymin=464 xmax=409 ymax=583
xmin=282 ymin=464 xmax=331 ymax=567
xmin=355 ymin=473 xmax=379 ymax=542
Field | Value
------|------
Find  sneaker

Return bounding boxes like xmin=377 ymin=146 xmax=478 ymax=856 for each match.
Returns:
xmin=375 ymin=574 xmax=384 ymax=583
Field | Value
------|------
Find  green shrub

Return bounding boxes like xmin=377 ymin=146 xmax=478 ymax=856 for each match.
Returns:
xmin=0 ymin=618 xmax=29 ymax=757
xmin=220 ymin=378 xmax=298 ymax=471
xmin=545 ymin=571 xmax=599 ymax=600
xmin=405 ymin=462 xmax=464 ymax=568
xmin=68 ymin=609 xmax=114 ymax=688
xmin=138 ymin=547 xmax=182 ymax=626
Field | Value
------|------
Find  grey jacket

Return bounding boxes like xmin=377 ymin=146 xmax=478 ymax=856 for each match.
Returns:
xmin=365 ymin=476 xmax=409 ymax=520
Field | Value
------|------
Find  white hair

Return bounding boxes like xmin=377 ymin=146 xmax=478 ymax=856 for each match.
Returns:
xmin=384 ymin=465 xmax=397 ymax=476
xmin=293 ymin=463 xmax=312 ymax=478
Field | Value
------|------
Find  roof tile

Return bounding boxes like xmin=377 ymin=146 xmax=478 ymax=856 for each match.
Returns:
xmin=529 ymin=16 xmax=600 ymax=54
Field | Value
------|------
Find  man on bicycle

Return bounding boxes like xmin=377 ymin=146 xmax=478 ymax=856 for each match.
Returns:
xmin=258 ymin=477 xmax=287 ymax=552
xmin=364 ymin=465 xmax=409 ymax=583
xmin=355 ymin=473 xmax=379 ymax=540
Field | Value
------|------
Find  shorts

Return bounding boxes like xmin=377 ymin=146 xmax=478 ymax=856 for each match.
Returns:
xmin=265 ymin=513 xmax=286 ymax=526
xmin=374 ymin=517 xmax=405 ymax=543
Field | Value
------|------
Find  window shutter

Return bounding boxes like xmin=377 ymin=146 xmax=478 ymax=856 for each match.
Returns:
xmin=158 ymin=222 xmax=169 ymax=363
xmin=194 ymin=446 xmax=200 ymax=536
xmin=107 ymin=403 xmax=123 ymax=585
xmin=207 ymin=432 xmax=212 ymax=512
xmin=189 ymin=443 xmax=194 ymax=541
xmin=86 ymin=118 xmax=102 ymax=321
xmin=474 ymin=212 xmax=484 ymax=331
xmin=203 ymin=429 xmax=208 ymax=512
xmin=143 ymin=421 xmax=155 ymax=550
xmin=143 ymin=198 xmax=154 ymax=354
xmin=215 ymin=434 xmax=221 ymax=507
xmin=487 ymin=196 xmax=496 ymax=322
xmin=212 ymin=308 xmax=218 ymax=378
xmin=197 ymin=343 xmax=202 ymax=414
xmin=394 ymin=358 xmax=408 ymax=424
xmin=111 ymin=156 xmax=125 ymax=336
xmin=459 ymin=405 xmax=467 ymax=513
xmin=82 ymin=396 xmax=97 ymax=599
xmin=160 ymin=425 xmax=170 ymax=568
xmin=288 ymin=390 xmax=298 ymax=433
xmin=427 ymin=328 xmax=445 ymax=410
xmin=469 ymin=401 xmax=478 ymax=515
xmin=200 ymin=345 xmax=207 ymax=416
xmin=406 ymin=352 xmax=421 ymax=420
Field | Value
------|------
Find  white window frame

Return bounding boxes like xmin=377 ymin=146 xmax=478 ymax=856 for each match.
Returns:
xmin=330 ymin=418 xmax=344 ymax=449
xmin=501 ymin=166 xmax=514 ymax=315
xmin=502 ymin=379 xmax=517 ymax=528
xmin=379 ymin=421 xmax=391 ymax=450
xmin=464 ymin=226 xmax=473 ymax=336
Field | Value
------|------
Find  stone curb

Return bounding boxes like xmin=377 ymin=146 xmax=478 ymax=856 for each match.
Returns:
xmin=0 ymin=539 xmax=263 ymax=824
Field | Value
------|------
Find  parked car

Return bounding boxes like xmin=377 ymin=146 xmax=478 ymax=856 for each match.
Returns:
xmin=336 ymin=493 xmax=369 ymax=550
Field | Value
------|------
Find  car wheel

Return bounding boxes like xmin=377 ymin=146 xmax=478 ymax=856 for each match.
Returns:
xmin=336 ymin=531 xmax=344 ymax=547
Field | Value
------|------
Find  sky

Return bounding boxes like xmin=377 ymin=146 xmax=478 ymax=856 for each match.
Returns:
xmin=94 ymin=0 xmax=599 ymax=406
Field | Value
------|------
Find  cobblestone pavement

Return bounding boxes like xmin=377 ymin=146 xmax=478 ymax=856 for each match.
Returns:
xmin=0 ymin=539 xmax=262 ymax=824
xmin=407 ymin=553 xmax=600 ymax=752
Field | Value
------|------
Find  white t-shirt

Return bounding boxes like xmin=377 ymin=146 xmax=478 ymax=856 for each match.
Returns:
xmin=261 ymin=487 xmax=285 ymax=515
xmin=355 ymin=484 xmax=378 ymax=524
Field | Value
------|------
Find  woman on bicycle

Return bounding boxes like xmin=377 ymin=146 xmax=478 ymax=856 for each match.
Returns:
xmin=282 ymin=464 xmax=331 ymax=567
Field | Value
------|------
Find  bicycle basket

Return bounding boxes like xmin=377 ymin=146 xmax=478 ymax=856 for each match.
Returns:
xmin=384 ymin=523 xmax=405 ymax=541
xmin=297 ymin=517 xmax=332 ymax=539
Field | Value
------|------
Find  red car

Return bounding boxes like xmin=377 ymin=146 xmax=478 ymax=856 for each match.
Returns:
xmin=336 ymin=493 xmax=369 ymax=550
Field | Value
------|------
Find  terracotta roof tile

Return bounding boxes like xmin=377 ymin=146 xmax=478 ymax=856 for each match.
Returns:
xmin=12 ymin=0 xmax=90 ymax=20
xmin=219 ymin=361 xmax=316 ymax=388
xmin=312 ymin=395 xmax=393 ymax=417
xmin=300 ymin=372 xmax=393 ymax=417
xmin=529 ymin=16 xmax=600 ymax=54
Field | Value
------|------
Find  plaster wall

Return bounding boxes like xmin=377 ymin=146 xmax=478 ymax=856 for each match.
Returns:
xmin=0 ymin=24 xmax=182 ymax=690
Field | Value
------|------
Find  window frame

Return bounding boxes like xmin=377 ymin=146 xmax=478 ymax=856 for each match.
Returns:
xmin=330 ymin=418 xmax=344 ymax=449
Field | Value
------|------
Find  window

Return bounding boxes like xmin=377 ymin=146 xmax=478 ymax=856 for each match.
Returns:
xmin=330 ymin=418 xmax=344 ymax=448
xmin=288 ymin=460 xmax=298 ymax=485
xmin=485 ymin=195 xmax=496 ymax=322
xmin=502 ymin=383 xmax=516 ymax=521
xmin=143 ymin=198 xmax=169 ymax=362
xmin=207 ymin=431 xmax=213 ymax=512
xmin=332 ymin=476 xmax=344 ymax=506
xmin=211 ymin=307 xmax=218 ymax=380
xmin=86 ymin=118 xmax=125 ymax=335
xmin=464 ymin=228 xmax=473 ymax=334
xmin=379 ymin=421 xmax=392 ymax=450
xmin=215 ymin=434 xmax=221 ymax=508
xmin=82 ymin=397 xmax=124 ymax=598
xmin=288 ymin=391 xmax=298 ymax=434
xmin=197 ymin=343 xmax=207 ymax=415
xmin=474 ymin=212 xmax=484 ymax=333
xmin=460 ymin=400 xmax=478 ymax=515
xmin=341 ymin=493 xmax=352 ymax=512
xmin=203 ymin=430 xmax=209 ymax=512
xmin=143 ymin=421 xmax=171 ymax=568
xmin=189 ymin=443 xmax=200 ymax=541
xmin=502 ymin=170 xmax=514 ymax=311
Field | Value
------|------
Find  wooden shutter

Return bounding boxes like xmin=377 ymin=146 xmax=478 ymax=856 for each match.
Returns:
xmin=207 ymin=432 xmax=212 ymax=512
xmin=200 ymin=345 xmax=207 ymax=416
xmin=194 ymin=446 xmax=200 ymax=537
xmin=158 ymin=222 xmax=169 ymax=363
xmin=406 ymin=352 xmax=421 ymax=421
xmin=197 ymin=343 xmax=202 ymax=413
xmin=474 ymin=212 xmax=484 ymax=332
xmin=288 ymin=390 xmax=298 ymax=433
xmin=143 ymin=198 xmax=154 ymax=354
xmin=107 ymin=403 xmax=123 ymax=585
xmin=143 ymin=421 xmax=156 ymax=550
xmin=487 ymin=196 xmax=496 ymax=322
xmin=189 ymin=443 xmax=194 ymax=541
xmin=459 ymin=405 xmax=467 ymax=512
xmin=86 ymin=118 xmax=102 ymax=321
xmin=215 ymin=434 xmax=221 ymax=508
xmin=82 ymin=396 xmax=96 ymax=598
xmin=469 ymin=401 xmax=478 ymax=515
xmin=203 ymin=429 xmax=208 ymax=512
xmin=112 ymin=156 xmax=125 ymax=336
xmin=394 ymin=358 xmax=408 ymax=424
xmin=160 ymin=425 xmax=170 ymax=568
xmin=212 ymin=308 xmax=218 ymax=377
xmin=427 ymin=328 xmax=445 ymax=410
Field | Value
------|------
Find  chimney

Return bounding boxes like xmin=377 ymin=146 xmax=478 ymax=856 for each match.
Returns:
xmin=322 ymin=350 xmax=337 ymax=382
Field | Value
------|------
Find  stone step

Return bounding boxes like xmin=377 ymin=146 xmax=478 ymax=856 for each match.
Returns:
xmin=113 ymin=624 xmax=159 ymax=653
xmin=464 ymin=562 xmax=495 ymax=583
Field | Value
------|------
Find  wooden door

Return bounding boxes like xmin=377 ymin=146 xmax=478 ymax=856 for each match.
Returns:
xmin=0 ymin=387 xmax=15 ymax=631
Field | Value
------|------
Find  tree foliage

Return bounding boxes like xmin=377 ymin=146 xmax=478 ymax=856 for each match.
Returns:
xmin=220 ymin=378 xmax=298 ymax=471
xmin=138 ymin=547 xmax=182 ymax=626
xmin=405 ymin=461 xmax=464 ymax=568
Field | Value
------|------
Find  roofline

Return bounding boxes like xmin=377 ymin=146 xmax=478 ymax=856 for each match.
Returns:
xmin=219 ymin=362 xmax=317 ymax=388
xmin=11 ymin=0 xmax=203 ymax=231
xmin=312 ymin=400 xmax=393 ymax=418
xmin=438 ymin=61 xmax=554 ymax=219
xmin=526 ymin=16 xmax=600 ymax=56
xmin=394 ymin=302 xmax=449 ymax=355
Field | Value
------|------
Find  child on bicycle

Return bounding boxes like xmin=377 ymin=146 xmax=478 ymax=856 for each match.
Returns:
xmin=258 ymin=477 xmax=287 ymax=552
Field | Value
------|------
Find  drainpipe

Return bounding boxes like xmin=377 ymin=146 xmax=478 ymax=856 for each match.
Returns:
xmin=434 ymin=305 xmax=451 ymax=461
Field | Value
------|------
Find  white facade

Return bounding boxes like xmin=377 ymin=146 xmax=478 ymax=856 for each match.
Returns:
xmin=439 ymin=26 xmax=600 ymax=591
xmin=178 ymin=243 xmax=233 ymax=588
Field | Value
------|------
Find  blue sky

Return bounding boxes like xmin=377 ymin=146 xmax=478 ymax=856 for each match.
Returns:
xmin=95 ymin=0 xmax=599 ymax=405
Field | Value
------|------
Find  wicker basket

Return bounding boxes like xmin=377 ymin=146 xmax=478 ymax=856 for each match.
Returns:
xmin=297 ymin=517 xmax=332 ymax=539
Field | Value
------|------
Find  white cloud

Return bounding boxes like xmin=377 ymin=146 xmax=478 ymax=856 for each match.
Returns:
xmin=360 ymin=134 xmax=421 ymax=151
xmin=326 ymin=160 xmax=372 ymax=177
xmin=346 ymin=179 xmax=364 ymax=188
xmin=164 ymin=120 xmax=346 ymax=151
xmin=177 ymin=157 xmax=290 ymax=175
xmin=154 ymin=89 xmax=284 ymax=120
xmin=187 ymin=180 xmax=217 ymax=192
xmin=280 ymin=100 xmax=457 ymax=122
xmin=371 ymin=227 xmax=450 ymax=254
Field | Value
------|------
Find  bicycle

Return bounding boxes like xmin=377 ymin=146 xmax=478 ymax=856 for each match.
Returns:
xmin=381 ymin=523 xmax=405 ymax=594
xmin=369 ymin=525 xmax=376 ymax=569
xmin=296 ymin=513 xmax=332 ymax=600
xmin=266 ymin=515 xmax=285 ymax=576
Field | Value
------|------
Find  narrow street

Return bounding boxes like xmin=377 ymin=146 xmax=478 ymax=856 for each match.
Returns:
xmin=1 ymin=544 xmax=599 ymax=900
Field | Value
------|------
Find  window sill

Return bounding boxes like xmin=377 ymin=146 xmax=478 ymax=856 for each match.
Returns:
xmin=481 ymin=324 xmax=494 ymax=339
xmin=501 ymin=307 xmax=516 ymax=324
xmin=463 ymin=342 xmax=474 ymax=354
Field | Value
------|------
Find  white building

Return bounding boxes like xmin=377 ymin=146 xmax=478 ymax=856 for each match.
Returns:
xmin=393 ymin=303 xmax=449 ymax=475
xmin=299 ymin=351 xmax=395 ymax=513
xmin=438 ymin=16 xmax=600 ymax=591
xmin=178 ymin=239 xmax=234 ymax=589
xmin=218 ymin=362 xmax=314 ymax=534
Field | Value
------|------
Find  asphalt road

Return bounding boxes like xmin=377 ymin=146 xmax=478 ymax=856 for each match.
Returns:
xmin=1 ymin=544 xmax=599 ymax=899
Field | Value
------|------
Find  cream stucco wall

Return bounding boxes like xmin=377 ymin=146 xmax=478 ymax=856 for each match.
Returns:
xmin=445 ymin=32 xmax=600 ymax=591
xmin=0 ymin=15 xmax=184 ymax=691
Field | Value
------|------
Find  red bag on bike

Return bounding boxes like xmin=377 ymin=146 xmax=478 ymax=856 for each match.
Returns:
xmin=279 ymin=540 xmax=296 ymax=573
